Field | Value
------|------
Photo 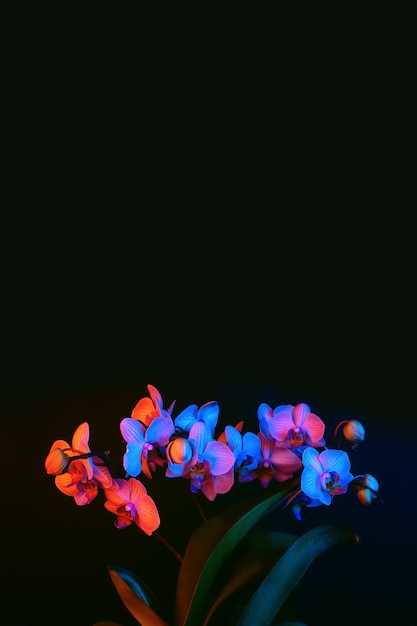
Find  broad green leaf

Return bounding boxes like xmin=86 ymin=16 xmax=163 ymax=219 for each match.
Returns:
xmin=203 ymin=530 xmax=299 ymax=626
xmin=107 ymin=566 xmax=169 ymax=626
xmin=237 ymin=524 xmax=359 ymax=626
xmin=175 ymin=476 xmax=299 ymax=626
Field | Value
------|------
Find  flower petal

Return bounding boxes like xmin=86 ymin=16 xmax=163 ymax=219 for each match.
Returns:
xmin=197 ymin=401 xmax=219 ymax=434
xmin=204 ymin=441 xmax=235 ymax=475
xmin=146 ymin=416 xmax=175 ymax=445
xmin=174 ymin=404 xmax=198 ymax=432
xmin=301 ymin=447 xmax=322 ymax=473
xmin=270 ymin=447 xmax=302 ymax=474
xmin=320 ymin=449 xmax=351 ymax=477
xmin=213 ymin=468 xmax=235 ymax=494
xmin=224 ymin=425 xmax=243 ymax=454
xmin=131 ymin=397 xmax=155 ymax=423
xmin=120 ymin=417 xmax=145 ymax=443
xmin=147 ymin=384 xmax=163 ymax=413
xmin=268 ymin=409 xmax=294 ymax=442
xmin=303 ymin=412 xmax=325 ymax=444
xmin=292 ymin=403 xmax=310 ymax=426
xmin=301 ymin=467 xmax=329 ymax=504
xmin=72 ymin=422 xmax=90 ymax=453
xmin=189 ymin=421 xmax=211 ymax=456
xmin=242 ymin=432 xmax=262 ymax=459
xmin=123 ymin=442 xmax=143 ymax=477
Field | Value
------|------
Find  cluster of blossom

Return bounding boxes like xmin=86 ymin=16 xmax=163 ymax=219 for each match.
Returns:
xmin=45 ymin=384 xmax=380 ymax=535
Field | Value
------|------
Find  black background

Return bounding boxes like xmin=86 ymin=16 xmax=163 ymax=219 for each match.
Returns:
xmin=1 ymin=2 xmax=416 ymax=626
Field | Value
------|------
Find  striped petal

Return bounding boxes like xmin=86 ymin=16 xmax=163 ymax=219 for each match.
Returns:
xmin=204 ymin=441 xmax=235 ymax=475
xmin=120 ymin=417 xmax=145 ymax=443
xmin=197 ymin=401 xmax=219 ymax=434
xmin=146 ymin=416 xmax=175 ymax=445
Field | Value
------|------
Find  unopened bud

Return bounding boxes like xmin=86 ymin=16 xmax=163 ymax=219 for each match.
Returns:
xmin=166 ymin=438 xmax=192 ymax=465
xmin=343 ymin=419 xmax=365 ymax=443
xmin=355 ymin=473 xmax=379 ymax=505
xmin=45 ymin=448 xmax=71 ymax=476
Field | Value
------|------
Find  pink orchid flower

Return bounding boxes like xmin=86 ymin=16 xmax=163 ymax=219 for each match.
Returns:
xmin=104 ymin=477 xmax=160 ymax=535
xmin=301 ymin=447 xmax=353 ymax=505
xmin=259 ymin=402 xmax=326 ymax=449
xmin=120 ymin=414 xmax=175 ymax=479
xmin=131 ymin=384 xmax=176 ymax=426
xmin=255 ymin=433 xmax=303 ymax=488
xmin=46 ymin=422 xmax=112 ymax=506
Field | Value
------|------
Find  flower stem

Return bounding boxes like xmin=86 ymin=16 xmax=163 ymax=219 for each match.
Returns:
xmin=192 ymin=493 xmax=207 ymax=522
xmin=154 ymin=532 xmax=183 ymax=563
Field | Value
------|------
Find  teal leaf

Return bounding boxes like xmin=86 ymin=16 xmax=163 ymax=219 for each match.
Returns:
xmin=203 ymin=530 xmax=299 ymax=626
xmin=236 ymin=524 xmax=359 ymax=626
xmin=175 ymin=476 xmax=299 ymax=626
xmin=107 ymin=565 xmax=169 ymax=626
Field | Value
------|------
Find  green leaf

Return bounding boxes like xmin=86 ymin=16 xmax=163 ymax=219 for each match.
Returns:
xmin=107 ymin=565 xmax=169 ymax=626
xmin=236 ymin=524 xmax=359 ymax=626
xmin=203 ymin=530 xmax=299 ymax=626
xmin=175 ymin=476 xmax=299 ymax=626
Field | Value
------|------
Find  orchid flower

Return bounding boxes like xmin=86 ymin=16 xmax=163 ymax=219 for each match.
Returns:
xmin=130 ymin=384 xmax=176 ymax=426
xmin=45 ymin=422 xmax=112 ymax=506
xmin=255 ymin=433 xmax=303 ymax=488
xmin=220 ymin=424 xmax=262 ymax=483
xmin=301 ymin=447 xmax=354 ymax=505
xmin=173 ymin=400 xmax=219 ymax=437
xmin=171 ymin=421 xmax=236 ymax=501
xmin=120 ymin=414 xmax=175 ymax=479
xmin=104 ymin=477 xmax=160 ymax=535
xmin=259 ymin=402 xmax=326 ymax=450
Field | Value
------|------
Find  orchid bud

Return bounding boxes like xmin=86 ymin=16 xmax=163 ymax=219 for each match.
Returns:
xmin=45 ymin=448 xmax=70 ymax=476
xmin=356 ymin=473 xmax=379 ymax=505
xmin=166 ymin=437 xmax=193 ymax=465
xmin=343 ymin=419 xmax=365 ymax=443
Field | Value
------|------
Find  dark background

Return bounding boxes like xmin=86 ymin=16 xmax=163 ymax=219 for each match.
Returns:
xmin=1 ymin=2 xmax=416 ymax=626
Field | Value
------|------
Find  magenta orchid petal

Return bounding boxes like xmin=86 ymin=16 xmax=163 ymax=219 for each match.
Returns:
xmin=120 ymin=417 xmax=145 ymax=443
xmin=268 ymin=410 xmax=294 ymax=442
xmin=174 ymin=404 xmax=198 ymax=432
xmin=259 ymin=433 xmax=274 ymax=459
xmin=146 ymin=416 xmax=175 ymax=445
xmin=270 ymin=447 xmax=302 ymax=474
xmin=292 ymin=403 xmax=310 ymax=426
xmin=213 ymin=468 xmax=235 ymax=494
xmin=303 ymin=412 xmax=326 ymax=443
xmin=204 ymin=441 xmax=236 ymax=475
